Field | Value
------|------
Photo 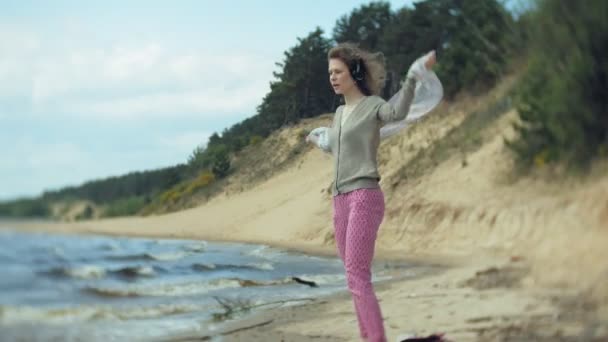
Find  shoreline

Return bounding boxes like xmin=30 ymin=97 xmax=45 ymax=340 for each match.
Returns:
xmin=2 ymin=222 xmax=460 ymax=266
xmin=157 ymin=261 xmax=449 ymax=342
xmin=1 ymin=223 xmax=459 ymax=341
xmin=160 ymin=253 xmax=561 ymax=342
xmin=3 ymin=222 xmax=594 ymax=341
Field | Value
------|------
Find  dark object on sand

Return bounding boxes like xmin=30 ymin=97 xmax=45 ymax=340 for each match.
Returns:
xmin=291 ymin=277 xmax=318 ymax=287
xmin=400 ymin=334 xmax=448 ymax=342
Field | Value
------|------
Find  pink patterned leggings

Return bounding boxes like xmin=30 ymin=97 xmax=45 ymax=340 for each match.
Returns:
xmin=333 ymin=188 xmax=386 ymax=342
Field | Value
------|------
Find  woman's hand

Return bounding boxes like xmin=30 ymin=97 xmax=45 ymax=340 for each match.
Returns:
xmin=424 ymin=50 xmax=436 ymax=70
xmin=407 ymin=50 xmax=437 ymax=81
xmin=307 ymin=127 xmax=330 ymax=152
xmin=305 ymin=131 xmax=315 ymax=143
xmin=305 ymin=130 xmax=318 ymax=144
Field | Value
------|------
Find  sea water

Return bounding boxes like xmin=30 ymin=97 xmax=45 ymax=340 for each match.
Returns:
xmin=0 ymin=226 xmax=394 ymax=341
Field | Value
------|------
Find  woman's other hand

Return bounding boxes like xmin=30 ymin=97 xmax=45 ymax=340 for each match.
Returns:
xmin=424 ymin=50 xmax=436 ymax=70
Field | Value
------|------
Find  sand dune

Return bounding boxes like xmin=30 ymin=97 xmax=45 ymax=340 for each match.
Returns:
xmin=12 ymin=85 xmax=608 ymax=340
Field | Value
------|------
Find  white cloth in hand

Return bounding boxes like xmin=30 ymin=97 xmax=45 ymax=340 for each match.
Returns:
xmin=306 ymin=127 xmax=331 ymax=153
xmin=379 ymin=51 xmax=443 ymax=139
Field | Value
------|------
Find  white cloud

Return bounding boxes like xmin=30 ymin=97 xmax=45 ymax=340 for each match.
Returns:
xmin=0 ymin=26 xmax=275 ymax=120
xmin=59 ymin=80 xmax=268 ymax=119
xmin=0 ymin=134 xmax=206 ymax=200
xmin=159 ymin=131 xmax=211 ymax=151
xmin=0 ymin=138 xmax=87 ymax=170
xmin=0 ymin=22 xmax=282 ymax=200
xmin=0 ymin=29 xmax=38 ymax=101
xmin=0 ymin=138 xmax=92 ymax=199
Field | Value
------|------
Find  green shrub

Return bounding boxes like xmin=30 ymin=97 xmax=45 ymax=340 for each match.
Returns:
xmin=508 ymin=0 xmax=608 ymax=169
xmin=104 ymin=197 xmax=146 ymax=217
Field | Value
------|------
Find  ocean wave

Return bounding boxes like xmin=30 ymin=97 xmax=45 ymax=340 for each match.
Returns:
xmin=48 ymin=247 xmax=68 ymax=261
xmin=107 ymin=251 xmax=189 ymax=262
xmin=84 ymin=278 xmax=243 ymax=297
xmin=0 ymin=303 xmax=206 ymax=325
xmin=182 ymin=242 xmax=207 ymax=252
xmin=146 ymin=251 xmax=189 ymax=261
xmin=44 ymin=265 xmax=156 ymax=280
xmin=84 ymin=276 xmax=295 ymax=298
xmin=46 ymin=265 xmax=107 ymax=279
xmin=191 ymin=262 xmax=274 ymax=272
xmin=250 ymin=262 xmax=274 ymax=270
xmin=243 ymin=245 xmax=285 ymax=260
xmin=99 ymin=241 xmax=120 ymax=251
xmin=111 ymin=266 xmax=156 ymax=278
xmin=192 ymin=263 xmax=217 ymax=271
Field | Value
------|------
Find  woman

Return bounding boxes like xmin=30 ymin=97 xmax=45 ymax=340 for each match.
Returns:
xmin=306 ymin=43 xmax=436 ymax=342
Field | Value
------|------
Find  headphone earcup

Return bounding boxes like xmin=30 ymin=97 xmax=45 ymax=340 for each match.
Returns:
xmin=352 ymin=60 xmax=364 ymax=81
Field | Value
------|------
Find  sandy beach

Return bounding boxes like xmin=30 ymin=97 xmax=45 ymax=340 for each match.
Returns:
xmin=10 ymin=100 xmax=608 ymax=340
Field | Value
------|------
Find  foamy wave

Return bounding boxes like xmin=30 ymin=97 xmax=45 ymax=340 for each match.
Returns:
xmin=99 ymin=241 xmax=120 ymax=251
xmin=83 ymin=275 xmax=297 ymax=298
xmin=246 ymin=245 xmax=269 ymax=257
xmin=248 ymin=262 xmax=274 ymax=270
xmin=192 ymin=263 xmax=217 ymax=271
xmin=233 ymin=278 xmax=290 ymax=287
xmin=48 ymin=265 xmax=107 ymax=279
xmin=85 ymin=278 xmax=245 ymax=297
xmin=145 ymin=251 xmax=189 ymax=261
xmin=46 ymin=265 xmax=156 ymax=280
xmin=192 ymin=262 xmax=274 ymax=272
xmin=183 ymin=242 xmax=207 ymax=252
xmin=244 ymin=245 xmax=283 ymax=260
xmin=112 ymin=266 xmax=156 ymax=278
xmin=0 ymin=303 xmax=206 ymax=325
xmin=49 ymin=247 xmax=67 ymax=260
xmin=108 ymin=251 xmax=189 ymax=262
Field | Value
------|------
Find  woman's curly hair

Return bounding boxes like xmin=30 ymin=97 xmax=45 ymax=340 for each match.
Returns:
xmin=328 ymin=42 xmax=387 ymax=96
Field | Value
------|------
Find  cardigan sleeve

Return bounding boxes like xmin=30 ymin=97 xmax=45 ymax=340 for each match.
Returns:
xmin=376 ymin=72 xmax=417 ymax=123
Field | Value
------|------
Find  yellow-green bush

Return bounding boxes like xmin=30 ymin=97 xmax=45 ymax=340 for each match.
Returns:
xmin=160 ymin=188 xmax=182 ymax=205
xmin=249 ymin=135 xmax=264 ymax=145
xmin=185 ymin=171 xmax=215 ymax=195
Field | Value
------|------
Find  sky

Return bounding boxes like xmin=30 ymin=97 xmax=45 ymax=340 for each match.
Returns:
xmin=0 ymin=0 xmax=524 ymax=201
xmin=0 ymin=0 xmax=423 ymax=200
